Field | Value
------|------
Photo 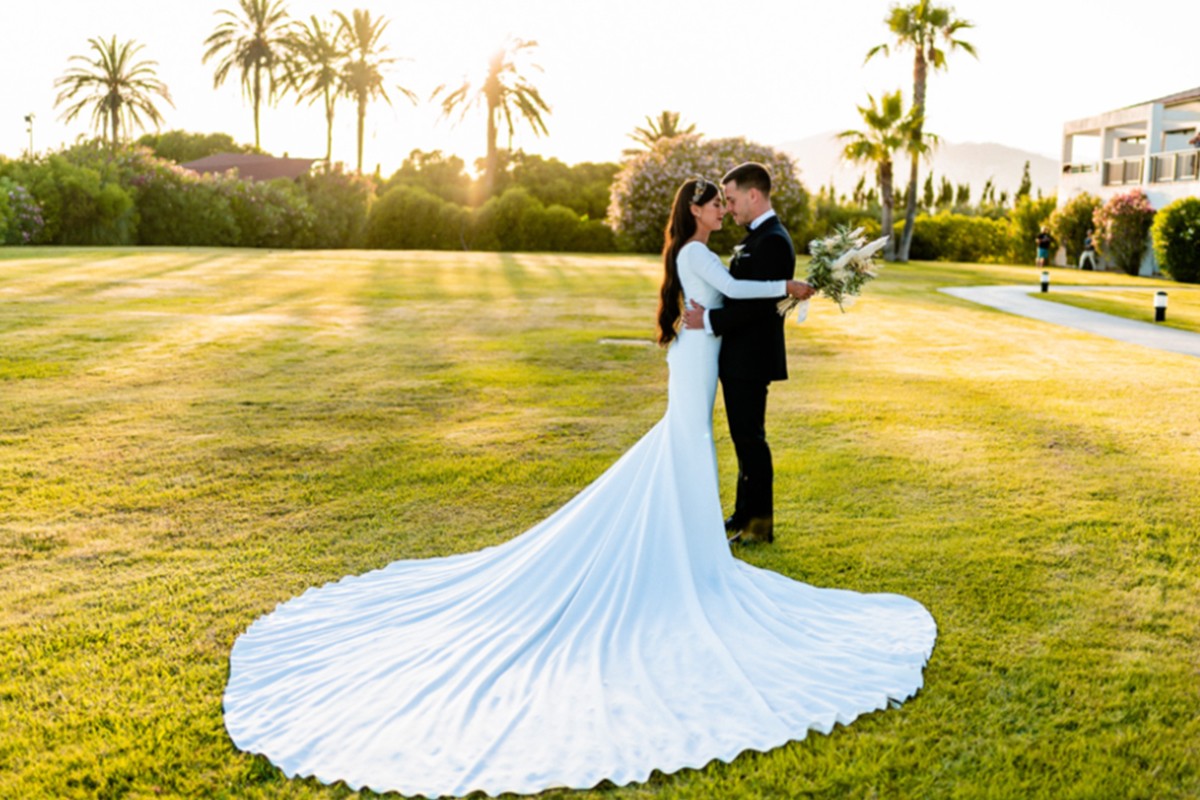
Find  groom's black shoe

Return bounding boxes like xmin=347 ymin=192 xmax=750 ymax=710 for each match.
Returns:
xmin=725 ymin=515 xmax=747 ymax=543
xmin=737 ymin=516 xmax=774 ymax=544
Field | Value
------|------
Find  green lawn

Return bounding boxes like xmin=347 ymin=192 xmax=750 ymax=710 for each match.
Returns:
xmin=2 ymin=248 xmax=1198 ymax=799
xmin=1035 ymin=283 xmax=1200 ymax=334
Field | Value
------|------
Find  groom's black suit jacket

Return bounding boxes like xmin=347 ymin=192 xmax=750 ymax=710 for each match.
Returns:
xmin=709 ymin=214 xmax=796 ymax=383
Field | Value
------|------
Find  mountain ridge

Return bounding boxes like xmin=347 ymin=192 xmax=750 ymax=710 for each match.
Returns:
xmin=778 ymin=131 xmax=1060 ymax=202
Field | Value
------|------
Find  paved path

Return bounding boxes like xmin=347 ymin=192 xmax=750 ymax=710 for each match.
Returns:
xmin=938 ymin=285 xmax=1200 ymax=358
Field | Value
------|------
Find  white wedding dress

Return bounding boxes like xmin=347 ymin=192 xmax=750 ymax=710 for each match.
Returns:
xmin=223 ymin=241 xmax=937 ymax=798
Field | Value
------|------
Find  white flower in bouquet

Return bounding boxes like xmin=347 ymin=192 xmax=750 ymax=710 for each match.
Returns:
xmin=778 ymin=225 xmax=888 ymax=320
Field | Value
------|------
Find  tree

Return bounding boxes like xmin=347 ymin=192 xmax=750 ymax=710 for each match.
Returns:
xmin=609 ymin=135 xmax=810 ymax=253
xmin=921 ymin=172 xmax=935 ymax=211
xmin=1016 ymin=160 xmax=1032 ymax=201
xmin=852 ymin=175 xmax=867 ymax=207
xmin=838 ymin=90 xmax=924 ymax=261
xmin=383 ymin=149 xmax=472 ymax=206
xmin=936 ymin=175 xmax=954 ymax=211
xmin=1007 ymin=194 xmax=1056 ymax=265
xmin=136 ymin=130 xmax=253 ymax=163
xmin=1048 ymin=192 xmax=1101 ymax=266
xmin=954 ymin=182 xmax=970 ymax=207
xmin=433 ymin=37 xmax=550 ymax=199
xmin=54 ymin=36 xmax=173 ymax=148
xmin=867 ymin=1 xmax=976 ymax=262
xmin=203 ymin=0 xmax=292 ymax=150
xmin=283 ymin=15 xmax=346 ymax=165
xmin=625 ymin=111 xmax=698 ymax=153
xmin=335 ymin=9 xmax=416 ymax=175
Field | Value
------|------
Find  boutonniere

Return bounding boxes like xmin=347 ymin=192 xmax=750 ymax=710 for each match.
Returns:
xmin=732 ymin=244 xmax=747 ymax=259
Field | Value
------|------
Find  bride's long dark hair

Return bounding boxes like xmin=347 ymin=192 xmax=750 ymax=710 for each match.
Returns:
xmin=657 ymin=178 xmax=719 ymax=347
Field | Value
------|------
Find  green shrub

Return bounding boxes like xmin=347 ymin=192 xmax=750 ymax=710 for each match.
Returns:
xmin=9 ymin=155 xmax=135 ymax=245
xmin=508 ymin=153 xmax=618 ymax=221
xmin=1151 ymin=196 xmax=1200 ymax=283
xmin=227 ymin=179 xmax=317 ymax=249
xmin=571 ymin=218 xmax=616 ymax=252
xmin=1049 ymin=192 xmax=1102 ymax=266
xmin=300 ymin=166 xmax=374 ymax=249
xmin=382 ymin=150 xmax=472 ymax=207
xmin=0 ymin=177 xmax=14 ymax=244
xmin=473 ymin=187 xmax=542 ymax=251
xmin=469 ymin=189 xmax=612 ymax=252
xmin=905 ymin=212 xmax=1010 ymax=263
xmin=530 ymin=204 xmax=583 ymax=252
xmin=1093 ymin=189 xmax=1156 ymax=275
xmin=1007 ymin=195 xmax=1057 ymax=265
xmin=130 ymin=161 xmax=239 ymax=246
xmin=365 ymin=185 xmax=466 ymax=250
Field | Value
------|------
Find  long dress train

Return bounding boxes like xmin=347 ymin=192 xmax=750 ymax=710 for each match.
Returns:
xmin=222 ymin=241 xmax=937 ymax=797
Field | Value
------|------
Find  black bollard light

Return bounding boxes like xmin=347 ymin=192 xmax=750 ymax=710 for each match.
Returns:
xmin=1155 ymin=290 xmax=1168 ymax=322
xmin=1040 ymin=270 xmax=1050 ymax=293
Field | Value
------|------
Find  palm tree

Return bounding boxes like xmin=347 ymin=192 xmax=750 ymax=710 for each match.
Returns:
xmin=626 ymin=111 xmax=697 ymax=152
xmin=203 ymin=0 xmax=292 ymax=150
xmin=866 ymin=1 xmax=975 ymax=261
xmin=433 ymin=37 xmax=550 ymax=198
xmin=54 ymin=36 xmax=173 ymax=148
xmin=335 ymin=8 xmax=416 ymax=174
xmin=283 ymin=15 xmax=345 ymax=165
xmin=838 ymin=91 xmax=925 ymax=262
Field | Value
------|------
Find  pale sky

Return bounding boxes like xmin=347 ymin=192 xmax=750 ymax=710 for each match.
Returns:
xmin=3 ymin=0 xmax=1198 ymax=181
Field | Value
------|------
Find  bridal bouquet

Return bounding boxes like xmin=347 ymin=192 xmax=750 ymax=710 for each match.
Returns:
xmin=779 ymin=226 xmax=889 ymax=320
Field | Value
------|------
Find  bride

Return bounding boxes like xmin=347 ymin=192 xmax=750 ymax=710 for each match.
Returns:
xmin=223 ymin=178 xmax=937 ymax=798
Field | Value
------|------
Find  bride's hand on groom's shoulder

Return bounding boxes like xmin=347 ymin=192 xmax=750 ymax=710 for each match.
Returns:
xmin=682 ymin=300 xmax=706 ymax=330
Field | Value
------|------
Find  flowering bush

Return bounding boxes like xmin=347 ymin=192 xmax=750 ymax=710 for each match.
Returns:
xmin=1049 ymin=192 xmax=1102 ymax=266
xmin=127 ymin=153 xmax=239 ymax=246
xmin=1093 ymin=189 xmax=1156 ymax=275
xmin=227 ymin=178 xmax=316 ymax=248
xmin=1150 ymin=196 xmax=1200 ymax=283
xmin=607 ymin=136 xmax=810 ymax=253
xmin=0 ymin=154 xmax=134 ymax=244
xmin=0 ymin=177 xmax=45 ymax=245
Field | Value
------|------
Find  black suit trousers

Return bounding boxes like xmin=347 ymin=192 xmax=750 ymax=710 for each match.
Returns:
xmin=722 ymin=378 xmax=772 ymax=521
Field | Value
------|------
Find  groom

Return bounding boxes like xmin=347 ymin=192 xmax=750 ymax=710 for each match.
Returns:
xmin=683 ymin=162 xmax=812 ymax=544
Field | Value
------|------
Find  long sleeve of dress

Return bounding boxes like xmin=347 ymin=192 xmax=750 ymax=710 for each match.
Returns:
xmin=683 ymin=243 xmax=785 ymax=299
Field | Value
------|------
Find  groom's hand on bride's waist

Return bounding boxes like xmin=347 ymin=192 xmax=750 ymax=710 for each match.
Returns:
xmin=682 ymin=300 xmax=706 ymax=330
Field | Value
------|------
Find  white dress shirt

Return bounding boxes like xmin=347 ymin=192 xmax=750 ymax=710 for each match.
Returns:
xmin=702 ymin=208 xmax=778 ymax=333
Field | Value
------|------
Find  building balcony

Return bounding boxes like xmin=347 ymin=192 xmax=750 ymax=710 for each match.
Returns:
xmin=1149 ymin=148 xmax=1200 ymax=182
xmin=1103 ymin=157 xmax=1144 ymax=186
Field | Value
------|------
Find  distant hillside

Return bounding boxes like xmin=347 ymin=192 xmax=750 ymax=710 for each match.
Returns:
xmin=778 ymin=132 xmax=1060 ymax=203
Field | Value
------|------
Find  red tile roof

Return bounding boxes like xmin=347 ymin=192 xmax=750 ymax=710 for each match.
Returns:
xmin=181 ymin=153 xmax=316 ymax=181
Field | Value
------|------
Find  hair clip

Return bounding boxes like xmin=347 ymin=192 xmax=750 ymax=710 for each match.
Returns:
xmin=691 ymin=178 xmax=709 ymax=204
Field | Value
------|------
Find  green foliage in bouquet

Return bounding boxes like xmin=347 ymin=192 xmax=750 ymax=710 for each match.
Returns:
xmin=803 ymin=225 xmax=887 ymax=311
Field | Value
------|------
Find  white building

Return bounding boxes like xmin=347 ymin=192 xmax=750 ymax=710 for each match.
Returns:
xmin=1059 ymin=87 xmax=1200 ymax=274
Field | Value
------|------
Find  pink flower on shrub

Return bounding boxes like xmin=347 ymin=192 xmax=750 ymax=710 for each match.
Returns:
xmin=1093 ymin=189 xmax=1156 ymax=275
